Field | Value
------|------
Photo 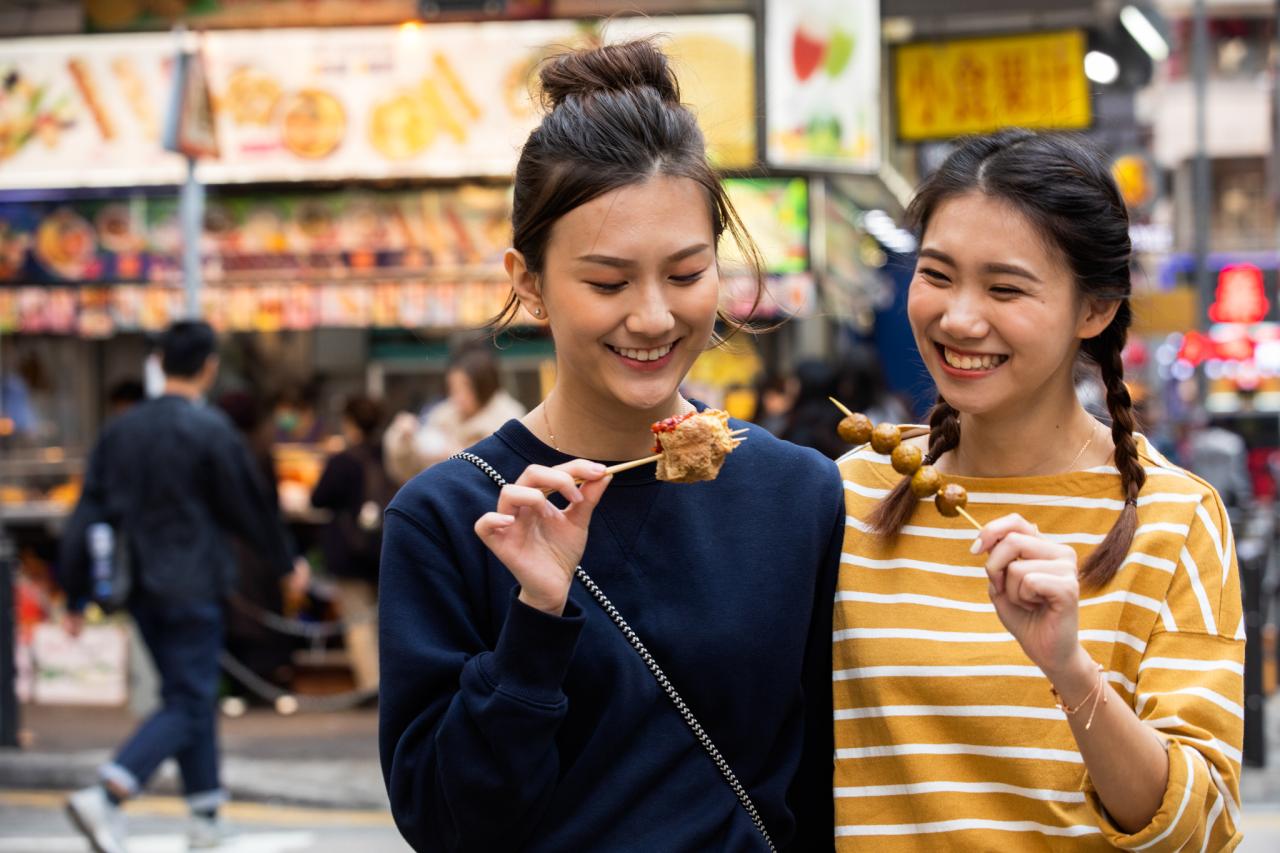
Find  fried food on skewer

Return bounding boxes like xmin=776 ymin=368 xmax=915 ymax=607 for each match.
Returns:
xmin=829 ymin=396 xmax=979 ymax=530
xmin=651 ymin=409 xmax=738 ymax=483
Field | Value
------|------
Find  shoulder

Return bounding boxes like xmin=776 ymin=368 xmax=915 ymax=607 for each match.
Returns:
xmin=1135 ymin=434 xmax=1226 ymax=508
xmin=728 ymin=418 xmax=842 ymax=502
xmin=836 ymin=441 xmax=896 ymax=488
xmin=1132 ymin=433 xmax=1231 ymax=542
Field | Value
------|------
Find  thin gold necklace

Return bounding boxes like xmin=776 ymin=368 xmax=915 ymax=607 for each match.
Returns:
xmin=542 ymin=401 xmax=559 ymax=451
xmin=1061 ymin=421 xmax=1100 ymax=472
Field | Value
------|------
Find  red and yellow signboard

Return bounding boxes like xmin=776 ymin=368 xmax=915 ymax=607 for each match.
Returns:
xmin=894 ymin=30 xmax=1091 ymax=141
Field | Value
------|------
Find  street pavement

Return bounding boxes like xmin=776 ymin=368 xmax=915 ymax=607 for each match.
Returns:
xmin=0 ymin=704 xmax=387 ymax=809
xmin=0 ymin=789 xmax=406 ymax=852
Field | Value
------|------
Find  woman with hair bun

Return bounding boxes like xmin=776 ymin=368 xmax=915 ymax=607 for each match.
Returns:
xmin=834 ymin=130 xmax=1243 ymax=850
xmin=378 ymin=39 xmax=843 ymax=852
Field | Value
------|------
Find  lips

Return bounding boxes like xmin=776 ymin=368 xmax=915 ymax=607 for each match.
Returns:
xmin=606 ymin=341 xmax=677 ymax=362
xmin=938 ymin=344 xmax=1008 ymax=372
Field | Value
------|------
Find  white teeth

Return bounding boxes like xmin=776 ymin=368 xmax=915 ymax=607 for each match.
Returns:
xmin=943 ymin=347 xmax=1006 ymax=371
xmin=614 ymin=343 xmax=674 ymax=362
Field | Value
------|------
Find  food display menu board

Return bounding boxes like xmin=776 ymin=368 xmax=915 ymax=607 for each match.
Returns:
xmin=0 ymin=15 xmax=755 ymax=189
xmin=0 ymin=34 xmax=189 ymax=188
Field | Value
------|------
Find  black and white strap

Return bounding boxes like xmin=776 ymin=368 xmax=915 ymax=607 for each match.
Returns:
xmin=452 ymin=451 xmax=776 ymax=852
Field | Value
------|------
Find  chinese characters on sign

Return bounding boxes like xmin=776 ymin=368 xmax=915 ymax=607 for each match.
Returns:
xmin=894 ymin=30 xmax=1091 ymax=142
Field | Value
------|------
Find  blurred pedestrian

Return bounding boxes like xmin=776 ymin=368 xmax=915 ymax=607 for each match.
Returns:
xmin=218 ymin=389 xmax=309 ymax=695
xmin=383 ymin=346 xmax=525 ymax=484
xmin=105 ymin=379 xmax=145 ymax=418
xmin=1183 ymin=410 xmax=1253 ymax=520
xmin=780 ymin=359 xmax=846 ymax=459
xmin=59 ymin=321 xmax=306 ymax=853
xmin=310 ymin=395 xmax=393 ymax=693
xmin=832 ymin=345 xmax=910 ymax=427
xmin=751 ymin=371 xmax=797 ymax=436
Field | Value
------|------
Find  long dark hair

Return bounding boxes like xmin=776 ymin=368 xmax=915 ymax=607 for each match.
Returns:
xmin=491 ymin=38 xmax=766 ymax=338
xmin=870 ymin=130 xmax=1143 ymax=588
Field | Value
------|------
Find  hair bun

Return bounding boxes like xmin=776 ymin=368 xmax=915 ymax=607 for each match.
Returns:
xmin=539 ymin=39 xmax=680 ymax=110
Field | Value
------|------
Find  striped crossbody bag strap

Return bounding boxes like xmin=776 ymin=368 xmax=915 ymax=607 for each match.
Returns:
xmin=452 ymin=451 xmax=777 ymax=852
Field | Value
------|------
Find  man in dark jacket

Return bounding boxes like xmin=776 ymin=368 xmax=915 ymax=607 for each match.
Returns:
xmin=60 ymin=321 xmax=303 ymax=853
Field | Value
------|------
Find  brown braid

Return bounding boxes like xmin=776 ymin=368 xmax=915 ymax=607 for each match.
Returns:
xmin=869 ymin=396 xmax=961 ymax=535
xmin=1079 ymin=308 xmax=1145 ymax=587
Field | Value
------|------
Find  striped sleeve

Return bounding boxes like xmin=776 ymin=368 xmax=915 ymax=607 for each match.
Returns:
xmin=1082 ymin=490 xmax=1244 ymax=851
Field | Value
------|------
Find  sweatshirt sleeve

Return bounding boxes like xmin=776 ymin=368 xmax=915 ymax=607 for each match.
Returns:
xmin=378 ymin=505 xmax=586 ymax=852
xmin=1082 ymin=491 xmax=1244 ymax=851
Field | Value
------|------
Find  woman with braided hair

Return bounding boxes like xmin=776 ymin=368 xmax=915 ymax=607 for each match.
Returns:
xmin=833 ymin=131 xmax=1243 ymax=850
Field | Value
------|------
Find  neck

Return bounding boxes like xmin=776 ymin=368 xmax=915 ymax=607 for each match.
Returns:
xmin=163 ymin=378 xmax=204 ymax=401
xmin=943 ymin=379 xmax=1102 ymax=478
xmin=531 ymin=385 xmax=691 ymax=462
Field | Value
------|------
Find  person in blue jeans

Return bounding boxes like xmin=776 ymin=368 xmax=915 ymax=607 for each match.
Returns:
xmin=59 ymin=320 xmax=306 ymax=853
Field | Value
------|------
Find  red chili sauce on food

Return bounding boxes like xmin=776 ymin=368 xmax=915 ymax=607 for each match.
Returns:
xmin=650 ymin=411 xmax=697 ymax=453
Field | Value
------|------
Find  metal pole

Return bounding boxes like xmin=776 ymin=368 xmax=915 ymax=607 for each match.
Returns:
xmin=1241 ymin=537 xmax=1267 ymax=766
xmin=0 ymin=324 xmax=15 ymax=747
xmin=180 ymin=154 xmax=204 ymax=319
xmin=1192 ymin=0 xmax=1212 ymax=312
xmin=0 ymin=520 xmax=17 ymax=748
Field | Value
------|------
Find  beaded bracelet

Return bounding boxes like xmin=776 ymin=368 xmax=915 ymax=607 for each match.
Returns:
xmin=1050 ymin=662 xmax=1109 ymax=730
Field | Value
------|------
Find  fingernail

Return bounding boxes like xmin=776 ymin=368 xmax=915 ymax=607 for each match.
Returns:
xmin=587 ymin=462 xmax=606 ymax=475
xmin=570 ymin=489 xmax=584 ymax=504
xmin=969 ymin=537 xmax=983 ymax=554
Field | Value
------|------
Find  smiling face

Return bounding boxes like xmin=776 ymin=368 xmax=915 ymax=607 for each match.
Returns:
xmin=520 ymin=174 xmax=720 ymax=415
xmin=908 ymin=191 xmax=1115 ymax=421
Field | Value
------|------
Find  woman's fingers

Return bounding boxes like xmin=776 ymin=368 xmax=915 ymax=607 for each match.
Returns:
xmin=514 ymin=461 xmax=608 ymax=505
xmin=1004 ymin=559 xmax=1078 ymax=609
xmin=497 ymin=483 xmax=558 ymax=519
xmin=983 ymin=532 xmax=1076 ymax=595
xmin=1017 ymin=570 xmax=1079 ymax=609
xmin=971 ymin=513 xmax=1038 ymax=555
xmin=474 ymin=511 xmax=516 ymax=541
xmin=565 ymin=474 xmax=612 ymax=524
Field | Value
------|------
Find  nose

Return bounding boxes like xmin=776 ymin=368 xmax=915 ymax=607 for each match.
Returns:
xmin=625 ymin=280 xmax=676 ymax=339
xmin=938 ymin=288 xmax=990 ymax=341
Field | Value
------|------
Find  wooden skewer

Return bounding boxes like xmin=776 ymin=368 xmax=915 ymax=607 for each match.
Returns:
xmin=829 ymin=396 xmax=978 ymax=531
xmin=543 ymin=433 xmax=748 ymax=494
xmin=829 ymin=396 xmax=855 ymax=419
xmin=955 ymin=506 xmax=982 ymax=531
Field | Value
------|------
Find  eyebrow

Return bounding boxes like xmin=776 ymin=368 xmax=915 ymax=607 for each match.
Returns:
xmin=918 ymin=248 xmax=1042 ymax=283
xmin=575 ymin=243 xmax=712 ymax=268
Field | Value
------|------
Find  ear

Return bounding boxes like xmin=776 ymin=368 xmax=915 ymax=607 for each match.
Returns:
xmin=1077 ymin=297 xmax=1121 ymax=340
xmin=503 ymin=249 xmax=543 ymax=318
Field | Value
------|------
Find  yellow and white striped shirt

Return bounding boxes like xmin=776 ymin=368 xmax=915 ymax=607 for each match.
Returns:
xmin=834 ymin=435 xmax=1243 ymax=851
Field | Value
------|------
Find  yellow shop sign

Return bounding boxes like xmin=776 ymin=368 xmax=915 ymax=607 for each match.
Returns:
xmin=895 ymin=30 xmax=1091 ymax=141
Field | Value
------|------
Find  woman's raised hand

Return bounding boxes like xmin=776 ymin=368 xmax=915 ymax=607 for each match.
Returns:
xmin=971 ymin=513 xmax=1083 ymax=677
xmin=473 ymin=460 xmax=612 ymax=616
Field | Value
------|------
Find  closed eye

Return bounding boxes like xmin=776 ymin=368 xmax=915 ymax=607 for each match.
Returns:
xmin=990 ymin=285 xmax=1024 ymax=297
xmin=918 ymin=266 xmax=951 ymax=284
xmin=587 ymin=281 xmax=627 ymax=293
xmin=671 ymin=269 xmax=708 ymax=285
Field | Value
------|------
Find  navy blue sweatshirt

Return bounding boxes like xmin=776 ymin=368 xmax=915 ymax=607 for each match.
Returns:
xmin=378 ymin=412 xmax=843 ymax=852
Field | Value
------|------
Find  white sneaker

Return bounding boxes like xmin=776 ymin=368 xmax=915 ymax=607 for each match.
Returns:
xmin=66 ymin=786 xmax=127 ymax=853
xmin=187 ymin=814 xmax=228 ymax=849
